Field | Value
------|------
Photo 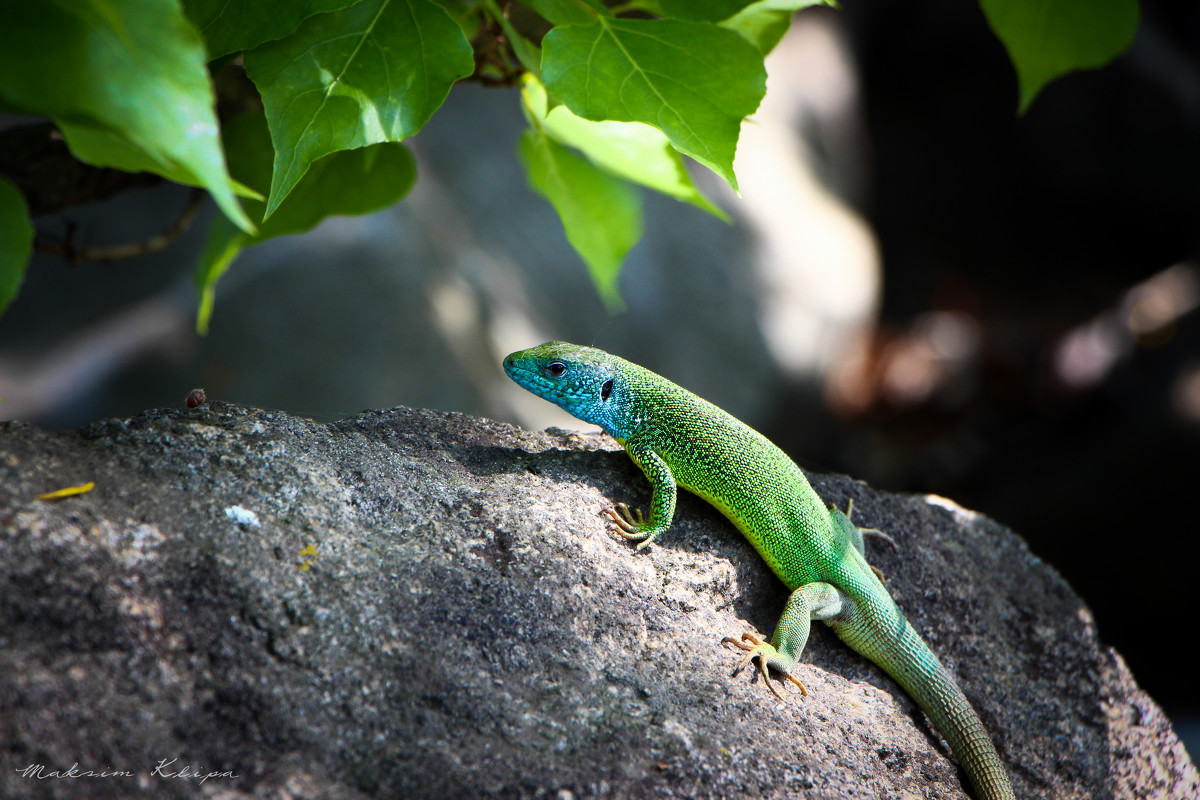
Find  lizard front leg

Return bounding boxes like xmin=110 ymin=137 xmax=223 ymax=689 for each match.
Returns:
xmin=603 ymin=441 xmax=677 ymax=550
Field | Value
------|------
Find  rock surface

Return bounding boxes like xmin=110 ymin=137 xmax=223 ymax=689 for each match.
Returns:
xmin=1 ymin=403 xmax=1196 ymax=799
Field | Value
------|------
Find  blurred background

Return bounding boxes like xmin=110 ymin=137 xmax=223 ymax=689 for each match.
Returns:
xmin=2 ymin=0 xmax=1197 ymax=760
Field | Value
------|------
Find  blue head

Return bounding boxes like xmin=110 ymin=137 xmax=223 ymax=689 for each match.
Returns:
xmin=503 ymin=341 xmax=626 ymax=436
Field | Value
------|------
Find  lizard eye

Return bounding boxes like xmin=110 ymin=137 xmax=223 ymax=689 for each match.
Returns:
xmin=545 ymin=361 xmax=567 ymax=377
xmin=600 ymin=379 xmax=613 ymax=400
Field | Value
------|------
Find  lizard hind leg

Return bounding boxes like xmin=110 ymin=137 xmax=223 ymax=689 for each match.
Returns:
xmin=724 ymin=632 xmax=808 ymax=699
xmin=830 ymin=502 xmax=896 ymax=580
xmin=839 ymin=499 xmax=898 ymax=552
xmin=722 ymin=581 xmax=848 ymax=701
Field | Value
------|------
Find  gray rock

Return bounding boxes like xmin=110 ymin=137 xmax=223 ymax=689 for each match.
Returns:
xmin=1 ymin=404 xmax=1195 ymax=799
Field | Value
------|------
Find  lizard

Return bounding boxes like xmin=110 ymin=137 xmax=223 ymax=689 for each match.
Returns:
xmin=503 ymin=341 xmax=1016 ymax=800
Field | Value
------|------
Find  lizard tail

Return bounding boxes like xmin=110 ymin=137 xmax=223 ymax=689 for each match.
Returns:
xmin=833 ymin=595 xmax=1016 ymax=800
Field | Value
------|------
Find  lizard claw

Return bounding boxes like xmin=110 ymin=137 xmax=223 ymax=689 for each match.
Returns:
xmin=722 ymin=632 xmax=807 ymax=699
xmin=603 ymin=502 xmax=644 ymax=533
xmin=603 ymin=503 xmax=659 ymax=549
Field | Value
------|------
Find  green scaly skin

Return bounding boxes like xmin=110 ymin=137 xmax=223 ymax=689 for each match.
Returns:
xmin=504 ymin=341 xmax=1016 ymax=800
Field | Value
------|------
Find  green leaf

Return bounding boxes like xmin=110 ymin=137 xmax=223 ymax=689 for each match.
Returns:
xmin=194 ymin=112 xmax=417 ymax=333
xmin=0 ymin=0 xmax=254 ymax=233
xmin=0 ymin=177 xmax=33 ymax=317
xmin=640 ymin=0 xmax=756 ymax=21
xmin=181 ymin=0 xmax=360 ymax=60
xmin=51 ymin=123 xmax=258 ymax=201
xmin=244 ymin=0 xmax=473 ymax=218
xmin=227 ymin=113 xmax=418 ymax=238
xmin=521 ymin=74 xmax=727 ymax=220
xmin=522 ymin=0 xmax=595 ymax=26
xmin=541 ymin=18 xmax=767 ymax=191
xmin=518 ymin=127 xmax=641 ymax=311
xmin=721 ymin=0 xmax=830 ymax=54
xmin=980 ymin=0 xmax=1139 ymax=115
xmin=508 ymin=29 xmax=544 ymax=78
xmin=194 ymin=215 xmax=244 ymax=335
xmin=571 ymin=0 xmax=613 ymax=17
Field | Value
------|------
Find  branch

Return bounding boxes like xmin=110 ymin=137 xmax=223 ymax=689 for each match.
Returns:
xmin=34 ymin=188 xmax=207 ymax=265
xmin=0 ymin=121 xmax=162 ymax=217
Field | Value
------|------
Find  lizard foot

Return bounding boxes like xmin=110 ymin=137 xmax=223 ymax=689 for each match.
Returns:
xmin=721 ymin=632 xmax=807 ymax=700
xmin=603 ymin=502 xmax=644 ymax=533
xmin=602 ymin=503 xmax=657 ymax=549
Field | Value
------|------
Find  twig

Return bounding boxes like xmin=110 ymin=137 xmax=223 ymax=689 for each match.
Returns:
xmin=35 ymin=188 xmax=207 ymax=265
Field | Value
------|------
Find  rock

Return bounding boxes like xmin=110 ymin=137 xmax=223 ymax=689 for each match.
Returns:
xmin=1 ymin=403 xmax=1195 ymax=799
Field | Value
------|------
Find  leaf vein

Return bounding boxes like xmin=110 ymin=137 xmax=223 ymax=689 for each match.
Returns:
xmin=289 ymin=0 xmax=390 ymax=175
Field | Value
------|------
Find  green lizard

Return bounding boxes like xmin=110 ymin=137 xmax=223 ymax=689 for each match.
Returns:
xmin=504 ymin=341 xmax=1016 ymax=800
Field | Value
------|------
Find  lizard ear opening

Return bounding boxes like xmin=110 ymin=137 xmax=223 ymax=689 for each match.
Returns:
xmin=601 ymin=379 xmax=614 ymax=401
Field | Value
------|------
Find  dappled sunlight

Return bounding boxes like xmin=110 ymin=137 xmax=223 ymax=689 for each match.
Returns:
xmin=823 ymin=263 xmax=1199 ymax=425
xmin=1172 ymin=362 xmax=1200 ymax=423
xmin=1055 ymin=262 xmax=1198 ymax=390
xmin=826 ymin=311 xmax=981 ymax=417
xmin=731 ymin=13 xmax=880 ymax=380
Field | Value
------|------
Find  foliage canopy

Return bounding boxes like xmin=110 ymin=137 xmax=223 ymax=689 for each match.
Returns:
xmin=0 ymin=0 xmax=1139 ymax=326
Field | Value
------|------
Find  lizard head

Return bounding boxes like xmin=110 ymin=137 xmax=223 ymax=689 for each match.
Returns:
xmin=503 ymin=341 xmax=622 ymax=432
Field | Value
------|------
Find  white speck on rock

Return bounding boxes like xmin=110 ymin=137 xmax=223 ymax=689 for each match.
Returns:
xmin=225 ymin=505 xmax=260 ymax=527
